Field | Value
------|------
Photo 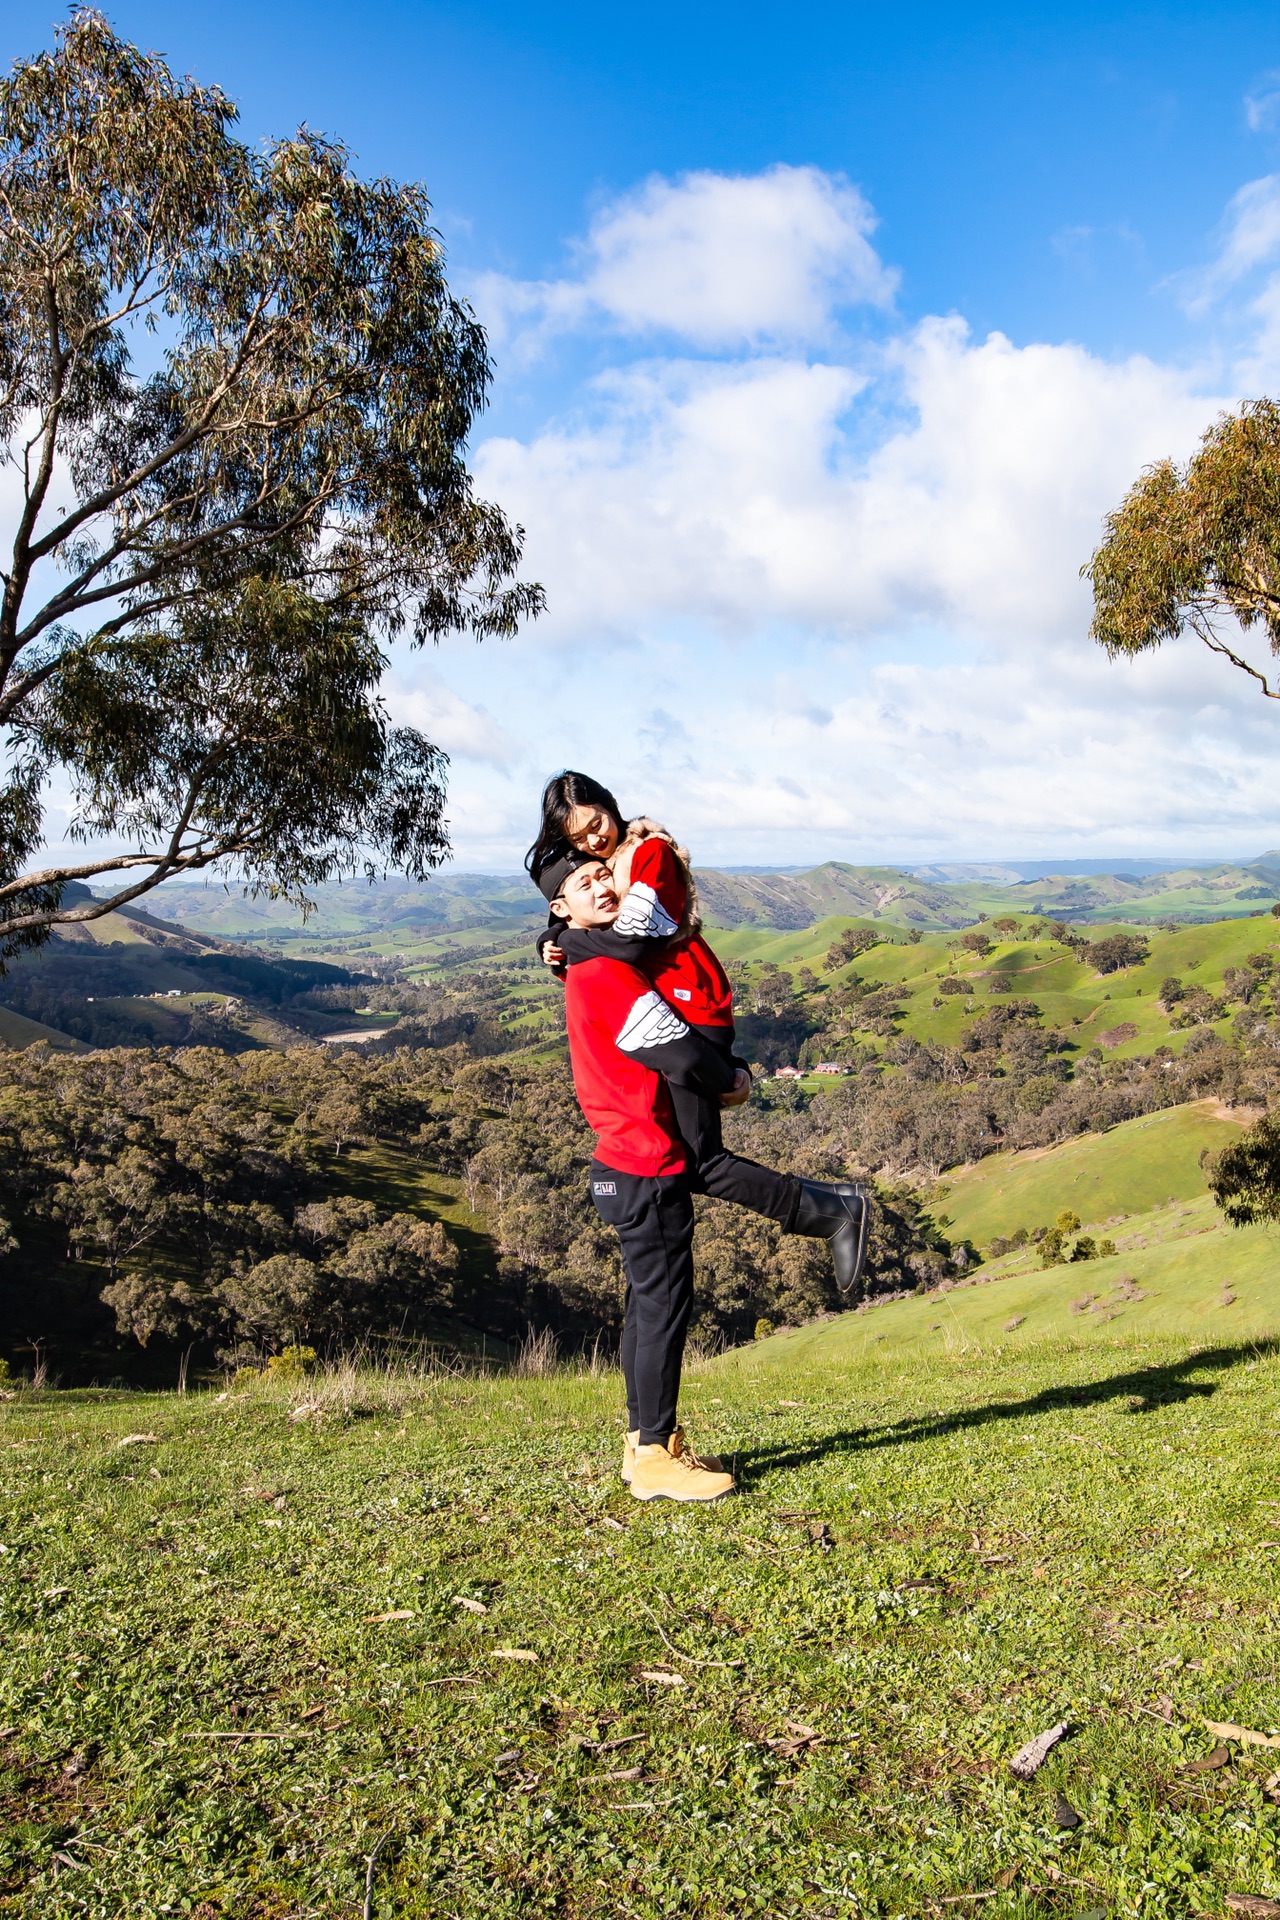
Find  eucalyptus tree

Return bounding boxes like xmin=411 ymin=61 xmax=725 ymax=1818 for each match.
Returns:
xmin=0 ymin=12 xmax=541 ymax=963
xmin=1086 ymin=398 xmax=1280 ymax=699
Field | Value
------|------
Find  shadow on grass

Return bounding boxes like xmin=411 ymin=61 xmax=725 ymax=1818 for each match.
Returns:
xmin=740 ymin=1339 xmax=1278 ymax=1484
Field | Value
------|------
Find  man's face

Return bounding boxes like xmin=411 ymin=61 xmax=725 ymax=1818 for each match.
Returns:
xmin=553 ymin=860 xmax=619 ymax=928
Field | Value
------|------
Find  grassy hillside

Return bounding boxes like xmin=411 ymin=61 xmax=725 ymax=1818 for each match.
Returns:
xmin=753 ymin=1189 xmax=1276 ymax=1360
xmin=140 ymin=873 xmax=545 ymax=942
xmin=930 ymin=1101 xmax=1249 ymax=1248
xmin=716 ymin=911 xmax=1280 ymax=1066
xmin=4 ymin=1318 xmax=1279 ymax=1916
xmin=0 ymin=1006 xmax=85 ymax=1052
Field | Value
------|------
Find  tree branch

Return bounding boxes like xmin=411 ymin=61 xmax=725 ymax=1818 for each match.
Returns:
xmin=23 ymin=282 xmax=284 ymax=567
xmin=1194 ymin=621 xmax=1280 ymax=700
xmin=0 ymin=276 xmax=69 ymax=668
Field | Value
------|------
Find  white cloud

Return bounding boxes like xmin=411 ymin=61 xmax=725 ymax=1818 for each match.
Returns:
xmin=1245 ymin=73 xmax=1280 ymax=134
xmin=448 ymin=164 xmax=1280 ymax=868
xmin=1167 ymin=174 xmax=1280 ymax=385
xmin=471 ymin=163 xmax=897 ymax=354
xmin=476 ymin=317 xmax=1223 ymax=647
xmin=1179 ymin=174 xmax=1280 ymax=312
xmin=677 ymin=640 xmax=1280 ymax=861
xmin=384 ymin=671 xmax=516 ymax=769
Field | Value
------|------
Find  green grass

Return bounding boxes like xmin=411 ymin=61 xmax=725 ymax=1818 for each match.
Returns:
xmin=769 ymin=1189 xmax=1278 ymax=1356
xmin=5 ymin=1314 xmax=1280 ymax=1918
xmin=930 ymin=1101 xmax=1250 ymax=1249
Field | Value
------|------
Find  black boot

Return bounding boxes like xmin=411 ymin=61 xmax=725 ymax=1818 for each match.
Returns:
xmin=790 ymin=1180 xmax=870 ymax=1296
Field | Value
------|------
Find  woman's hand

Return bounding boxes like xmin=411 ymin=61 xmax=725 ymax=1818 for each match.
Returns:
xmin=541 ymin=941 xmax=565 ymax=967
xmin=720 ymin=1067 xmax=751 ymax=1109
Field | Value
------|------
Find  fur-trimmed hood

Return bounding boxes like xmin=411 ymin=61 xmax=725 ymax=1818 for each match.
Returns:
xmin=608 ymin=817 xmax=702 ymax=945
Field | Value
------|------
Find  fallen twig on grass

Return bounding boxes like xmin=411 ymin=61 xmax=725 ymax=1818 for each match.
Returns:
xmin=363 ymin=1830 xmax=393 ymax=1920
xmin=183 ymin=1729 xmax=322 ymax=1741
xmin=570 ymin=1732 xmax=647 ymax=1754
xmin=639 ymin=1597 xmax=745 ymax=1670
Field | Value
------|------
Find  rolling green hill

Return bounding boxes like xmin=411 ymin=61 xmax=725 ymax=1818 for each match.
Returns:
xmin=63 ymin=848 xmax=1280 ymax=962
xmin=717 ymin=909 xmax=1280 ymax=1067
xmin=0 ymin=903 xmax=381 ymax=1052
xmin=927 ymin=1100 xmax=1250 ymax=1248
xmin=740 ymin=1188 xmax=1277 ymax=1363
xmin=0 ymin=1004 xmax=86 ymax=1052
xmin=140 ymin=872 xmax=546 ymax=941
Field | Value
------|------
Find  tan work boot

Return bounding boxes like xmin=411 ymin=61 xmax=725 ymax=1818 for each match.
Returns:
xmin=630 ymin=1431 xmax=736 ymax=1503
xmin=621 ymin=1425 xmax=723 ymax=1484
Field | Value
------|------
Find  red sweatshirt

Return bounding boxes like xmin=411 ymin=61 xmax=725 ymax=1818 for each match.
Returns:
xmin=552 ymin=837 xmax=733 ymax=1025
xmin=563 ymin=954 xmax=736 ymax=1177
xmin=620 ymin=838 xmax=732 ymax=1025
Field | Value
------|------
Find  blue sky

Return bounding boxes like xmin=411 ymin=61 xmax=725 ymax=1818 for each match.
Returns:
xmin=10 ymin=2 xmax=1280 ymax=869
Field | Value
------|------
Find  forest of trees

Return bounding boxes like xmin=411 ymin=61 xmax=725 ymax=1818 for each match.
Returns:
xmin=4 ymin=928 xmax=1279 ymax=1381
xmin=0 ymin=1035 xmax=960 ymax=1379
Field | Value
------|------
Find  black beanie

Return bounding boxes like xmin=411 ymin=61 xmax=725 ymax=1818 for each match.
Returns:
xmin=535 ymin=848 xmax=602 ymax=903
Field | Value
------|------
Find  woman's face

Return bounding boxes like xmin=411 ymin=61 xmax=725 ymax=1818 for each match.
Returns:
xmin=563 ymin=803 xmax=619 ymax=859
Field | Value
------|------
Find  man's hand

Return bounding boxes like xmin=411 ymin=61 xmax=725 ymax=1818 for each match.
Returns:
xmin=541 ymin=941 xmax=565 ymax=967
xmin=720 ymin=1067 xmax=751 ymax=1108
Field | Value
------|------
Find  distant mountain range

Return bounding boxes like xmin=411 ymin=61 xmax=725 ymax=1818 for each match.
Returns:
xmin=123 ymin=853 xmax=1280 ymax=937
xmin=906 ymin=858 xmax=1232 ymax=883
xmin=140 ymin=872 xmax=539 ymax=938
xmin=695 ymin=857 xmax=1280 ymax=929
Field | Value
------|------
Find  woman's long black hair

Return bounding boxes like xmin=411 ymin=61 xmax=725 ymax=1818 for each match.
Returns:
xmin=524 ymin=770 xmax=625 ymax=882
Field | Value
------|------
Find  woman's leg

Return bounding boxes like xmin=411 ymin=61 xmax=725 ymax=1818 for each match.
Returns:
xmin=667 ymin=1075 xmax=801 ymax=1224
xmin=673 ymin=1026 xmax=871 ymax=1295
xmin=668 ymin=1025 xmax=801 ymax=1224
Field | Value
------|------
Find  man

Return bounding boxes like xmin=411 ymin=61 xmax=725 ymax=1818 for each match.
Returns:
xmin=539 ymin=848 xmax=739 ymax=1501
xmin=540 ymin=850 xmax=865 ymax=1502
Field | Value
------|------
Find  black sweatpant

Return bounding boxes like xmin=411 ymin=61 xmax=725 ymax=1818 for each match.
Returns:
xmin=589 ymin=1162 xmax=694 ymax=1445
xmin=669 ymin=1023 xmax=801 ymax=1227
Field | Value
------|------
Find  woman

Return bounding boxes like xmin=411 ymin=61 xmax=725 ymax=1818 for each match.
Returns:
xmin=526 ymin=771 xmax=869 ymax=1295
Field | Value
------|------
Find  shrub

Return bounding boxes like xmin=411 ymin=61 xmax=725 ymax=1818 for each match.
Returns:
xmin=265 ymin=1345 xmax=317 ymax=1378
xmin=1055 ymin=1209 xmax=1081 ymax=1233
xmin=1207 ymin=1112 xmax=1280 ymax=1224
xmin=1070 ymin=1235 xmax=1097 ymax=1261
xmin=1039 ymin=1227 xmax=1065 ymax=1267
xmin=753 ymin=1317 xmax=775 ymax=1341
xmin=939 ymin=976 xmax=969 ymax=995
xmin=1098 ymin=1238 xmax=1117 ymax=1257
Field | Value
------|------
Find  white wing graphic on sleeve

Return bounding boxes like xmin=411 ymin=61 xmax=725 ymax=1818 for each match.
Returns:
xmin=615 ymin=989 xmax=690 ymax=1053
xmin=613 ymin=881 xmax=679 ymax=939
